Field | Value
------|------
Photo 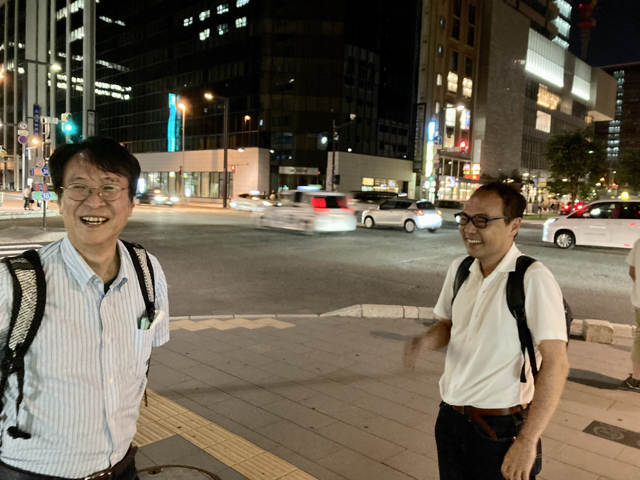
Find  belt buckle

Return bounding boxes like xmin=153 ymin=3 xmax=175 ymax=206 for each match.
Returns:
xmin=84 ymin=471 xmax=112 ymax=480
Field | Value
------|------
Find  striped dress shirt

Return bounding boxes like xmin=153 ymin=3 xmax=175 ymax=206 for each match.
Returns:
xmin=0 ymin=236 xmax=169 ymax=477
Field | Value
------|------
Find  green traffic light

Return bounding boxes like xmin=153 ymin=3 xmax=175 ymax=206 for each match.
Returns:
xmin=64 ymin=123 xmax=73 ymax=132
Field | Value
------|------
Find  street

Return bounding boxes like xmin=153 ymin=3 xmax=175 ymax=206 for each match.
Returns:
xmin=1 ymin=202 xmax=635 ymax=325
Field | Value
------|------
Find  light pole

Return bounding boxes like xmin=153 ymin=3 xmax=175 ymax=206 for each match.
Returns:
xmin=329 ymin=114 xmax=356 ymax=192
xmin=204 ymin=92 xmax=229 ymax=208
xmin=178 ymin=102 xmax=186 ymax=197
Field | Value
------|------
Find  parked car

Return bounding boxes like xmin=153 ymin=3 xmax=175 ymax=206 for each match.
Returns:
xmin=362 ymin=199 xmax=442 ymax=233
xmin=230 ymin=192 xmax=273 ymax=212
xmin=435 ymin=199 xmax=466 ymax=210
xmin=543 ymin=200 xmax=640 ymax=249
xmin=134 ymin=189 xmax=179 ymax=206
xmin=559 ymin=201 xmax=585 ymax=215
xmin=349 ymin=191 xmax=399 ymax=219
xmin=253 ymin=190 xmax=356 ymax=234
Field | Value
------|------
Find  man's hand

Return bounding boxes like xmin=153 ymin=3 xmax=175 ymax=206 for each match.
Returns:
xmin=403 ymin=336 xmax=423 ymax=368
xmin=501 ymin=437 xmax=537 ymax=480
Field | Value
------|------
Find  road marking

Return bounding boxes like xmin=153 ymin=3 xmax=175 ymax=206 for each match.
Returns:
xmin=0 ymin=244 xmax=44 ymax=259
xmin=136 ymin=390 xmax=317 ymax=480
xmin=169 ymin=317 xmax=295 ymax=331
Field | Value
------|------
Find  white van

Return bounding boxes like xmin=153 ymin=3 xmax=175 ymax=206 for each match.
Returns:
xmin=253 ymin=190 xmax=357 ymax=234
xmin=543 ymin=200 xmax=640 ymax=249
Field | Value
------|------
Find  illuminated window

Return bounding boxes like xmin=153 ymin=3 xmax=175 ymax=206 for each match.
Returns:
xmin=447 ymin=72 xmax=458 ymax=93
xmin=199 ymin=10 xmax=210 ymax=21
xmin=435 ymin=102 xmax=440 ymax=114
xmin=525 ymin=30 xmax=565 ymax=88
xmin=199 ymin=29 xmax=210 ymax=40
xmin=436 ymin=74 xmax=442 ymax=86
xmin=217 ymin=4 xmax=229 ymax=14
xmin=535 ymin=111 xmax=551 ymax=133
xmin=460 ymin=109 xmax=470 ymax=130
xmin=237 ymin=0 xmax=249 ymax=6
xmin=445 ymin=106 xmax=456 ymax=127
xmin=183 ymin=17 xmax=193 ymax=26
xmin=537 ymin=84 xmax=560 ymax=110
xmin=462 ymin=78 xmax=472 ymax=98
xmin=218 ymin=23 xmax=229 ymax=35
xmin=235 ymin=17 xmax=247 ymax=28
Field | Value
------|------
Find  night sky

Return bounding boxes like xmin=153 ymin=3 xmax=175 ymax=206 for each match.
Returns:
xmin=568 ymin=0 xmax=640 ymax=67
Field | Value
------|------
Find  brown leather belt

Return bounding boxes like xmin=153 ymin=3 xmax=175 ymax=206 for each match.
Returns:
xmin=447 ymin=403 xmax=528 ymax=441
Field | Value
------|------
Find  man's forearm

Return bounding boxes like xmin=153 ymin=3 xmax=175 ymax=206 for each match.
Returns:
xmin=517 ymin=358 xmax=569 ymax=445
xmin=420 ymin=319 xmax=452 ymax=350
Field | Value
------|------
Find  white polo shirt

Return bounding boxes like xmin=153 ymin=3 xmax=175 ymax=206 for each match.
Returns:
xmin=434 ymin=243 xmax=567 ymax=408
xmin=626 ymin=239 xmax=640 ymax=309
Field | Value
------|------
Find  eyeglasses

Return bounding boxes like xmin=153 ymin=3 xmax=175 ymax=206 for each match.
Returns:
xmin=61 ymin=183 xmax=125 ymax=202
xmin=454 ymin=212 xmax=507 ymax=228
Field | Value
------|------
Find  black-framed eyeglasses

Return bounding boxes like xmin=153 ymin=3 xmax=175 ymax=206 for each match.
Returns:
xmin=454 ymin=212 xmax=507 ymax=228
xmin=61 ymin=183 xmax=125 ymax=202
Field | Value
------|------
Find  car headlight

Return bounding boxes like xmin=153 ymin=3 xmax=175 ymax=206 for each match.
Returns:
xmin=154 ymin=196 xmax=164 ymax=201
xmin=170 ymin=196 xmax=179 ymax=202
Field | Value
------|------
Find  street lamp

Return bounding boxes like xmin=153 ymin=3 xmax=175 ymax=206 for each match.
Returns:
xmin=329 ymin=114 xmax=356 ymax=191
xmin=204 ymin=92 xmax=230 ymax=208
xmin=178 ymin=102 xmax=186 ymax=197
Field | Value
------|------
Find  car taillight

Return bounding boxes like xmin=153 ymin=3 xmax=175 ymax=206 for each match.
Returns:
xmin=577 ymin=205 xmax=583 ymax=210
xmin=311 ymin=197 xmax=326 ymax=208
xmin=416 ymin=210 xmax=424 ymax=216
xmin=437 ymin=210 xmax=442 ymax=215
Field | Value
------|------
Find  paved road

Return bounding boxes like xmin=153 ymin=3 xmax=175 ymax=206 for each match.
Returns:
xmin=0 ymin=205 xmax=634 ymax=324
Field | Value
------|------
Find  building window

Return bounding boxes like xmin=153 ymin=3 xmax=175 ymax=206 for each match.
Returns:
xmin=237 ymin=0 xmax=249 ymax=6
xmin=183 ymin=17 xmax=193 ymax=26
xmin=217 ymin=4 xmax=229 ymax=14
xmin=469 ymin=4 xmax=476 ymax=24
xmin=462 ymin=78 xmax=472 ymax=98
xmin=436 ymin=73 xmax=443 ymax=86
xmin=452 ymin=18 xmax=460 ymax=39
xmin=447 ymin=72 xmax=458 ymax=93
xmin=467 ymin=25 xmax=475 ymax=46
xmin=453 ymin=0 xmax=462 ymax=17
xmin=450 ymin=51 xmax=459 ymax=72
xmin=535 ymin=111 xmax=551 ymax=133
xmin=199 ymin=29 xmax=210 ymax=40
xmin=199 ymin=10 xmax=210 ymax=21
xmin=537 ymin=84 xmax=560 ymax=110
xmin=465 ymin=57 xmax=473 ymax=77
xmin=435 ymin=101 xmax=440 ymax=114
xmin=235 ymin=17 xmax=247 ymax=28
xmin=218 ymin=23 xmax=229 ymax=35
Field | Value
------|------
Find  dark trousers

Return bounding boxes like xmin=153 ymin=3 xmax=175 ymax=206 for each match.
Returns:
xmin=435 ymin=402 xmax=541 ymax=480
xmin=0 ymin=459 xmax=138 ymax=480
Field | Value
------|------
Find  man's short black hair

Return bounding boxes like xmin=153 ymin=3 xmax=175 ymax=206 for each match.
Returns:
xmin=475 ymin=182 xmax=527 ymax=223
xmin=49 ymin=137 xmax=140 ymax=200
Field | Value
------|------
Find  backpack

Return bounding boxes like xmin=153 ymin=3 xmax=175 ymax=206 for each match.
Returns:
xmin=452 ymin=255 xmax=572 ymax=383
xmin=0 ymin=240 xmax=156 ymax=440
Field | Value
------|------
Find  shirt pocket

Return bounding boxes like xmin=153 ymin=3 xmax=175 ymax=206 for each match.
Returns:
xmin=132 ymin=327 xmax=155 ymax=379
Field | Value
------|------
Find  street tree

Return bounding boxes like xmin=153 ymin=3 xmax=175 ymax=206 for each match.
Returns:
xmin=544 ymin=129 xmax=606 ymax=201
xmin=616 ymin=149 xmax=640 ymax=192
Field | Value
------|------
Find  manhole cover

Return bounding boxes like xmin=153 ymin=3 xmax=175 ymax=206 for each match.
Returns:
xmin=138 ymin=466 xmax=221 ymax=480
xmin=593 ymin=425 xmax=625 ymax=441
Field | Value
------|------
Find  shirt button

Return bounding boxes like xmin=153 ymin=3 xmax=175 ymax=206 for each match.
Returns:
xmin=109 ymin=377 xmax=114 ymax=383
xmin=106 ymin=338 xmax=112 ymax=344
xmin=110 ymin=418 xmax=115 ymax=424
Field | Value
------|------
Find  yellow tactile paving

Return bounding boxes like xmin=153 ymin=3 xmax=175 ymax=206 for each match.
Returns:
xmin=234 ymin=452 xmax=298 ymax=480
xmin=139 ymin=390 xmax=317 ymax=479
xmin=168 ymin=317 xmax=296 ymax=332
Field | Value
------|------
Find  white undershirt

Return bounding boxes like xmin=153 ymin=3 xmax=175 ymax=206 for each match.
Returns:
xmin=434 ymin=243 xmax=567 ymax=408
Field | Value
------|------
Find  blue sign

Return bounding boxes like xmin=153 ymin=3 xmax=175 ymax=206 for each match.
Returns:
xmin=33 ymin=105 xmax=41 ymax=137
xmin=167 ymin=93 xmax=177 ymax=152
xmin=41 ymin=167 xmax=50 ymax=177
xmin=427 ymin=121 xmax=436 ymax=142
xmin=41 ymin=191 xmax=51 ymax=201
xmin=434 ymin=135 xmax=443 ymax=146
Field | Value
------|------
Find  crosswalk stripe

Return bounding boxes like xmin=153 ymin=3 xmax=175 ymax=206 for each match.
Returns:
xmin=0 ymin=250 xmax=40 ymax=256
xmin=0 ymin=244 xmax=44 ymax=250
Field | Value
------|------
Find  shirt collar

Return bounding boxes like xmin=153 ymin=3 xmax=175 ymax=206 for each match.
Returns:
xmin=469 ymin=243 xmax=521 ymax=279
xmin=61 ymin=236 xmax=131 ymax=289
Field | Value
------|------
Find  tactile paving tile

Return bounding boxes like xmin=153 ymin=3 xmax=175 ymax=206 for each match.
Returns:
xmin=138 ymin=400 xmax=189 ymax=423
xmin=169 ymin=317 xmax=296 ymax=332
xmin=205 ymin=436 xmax=265 ymax=466
xmin=133 ymin=422 xmax=175 ymax=447
xmin=158 ymin=411 xmax=210 ymax=434
xmin=233 ymin=452 xmax=298 ymax=480
xmin=279 ymin=470 xmax=318 ymax=480
xmin=253 ymin=318 xmax=295 ymax=329
xmin=181 ymin=424 xmax=235 ymax=449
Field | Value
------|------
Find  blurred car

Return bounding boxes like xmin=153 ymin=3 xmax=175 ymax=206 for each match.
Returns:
xmin=134 ymin=189 xmax=178 ymax=206
xmin=435 ymin=199 xmax=466 ymax=210
xmin=559 ymin=201 xmax=584 ymax=215
xmin=348 ymin=191 xmax=399 ymax=219
xmin=543 ymin=200 xmax=640 ymax=249
xmin=230 ymin=192 xmax=273 ymax=212
xmin=253 ymin=190 xmax=356 ymax=234
xmin=362 ymin=199 xmax=442 ymax=233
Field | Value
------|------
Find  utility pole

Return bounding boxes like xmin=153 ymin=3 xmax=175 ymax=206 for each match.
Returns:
xmin=328 ymin=115 xmax=356 ymax=191
xmin=14 ymin=0 xmax=19 ymax=190
xmin=65 ymin=0 xmax=71 ymax=143
xmin=222 ymin=96 xmax=229 ymax=208
xmin=3 ymin=1 xmax=8 ymax=189
xmin=83 ymin=0 xmax=96 ymax=137
xmin=49 ymin=0 xmax=56 ymax=153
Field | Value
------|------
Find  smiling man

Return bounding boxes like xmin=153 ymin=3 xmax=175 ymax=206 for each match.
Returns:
xmin=404 ymin=182 xmax=569 ymax=480
xmin=0 ymin=137 xmax=169 ymax=479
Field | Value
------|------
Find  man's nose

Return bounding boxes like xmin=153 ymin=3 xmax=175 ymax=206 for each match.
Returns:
xmin=83 ymin=188 xmax=107 ymax=206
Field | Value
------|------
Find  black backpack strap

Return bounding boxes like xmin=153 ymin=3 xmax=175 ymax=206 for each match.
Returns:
xmin=507 ymin=255 xmax=537 ymax=382
xmin=452 ymin=256 xmax=475 ymax=306
xmin=121 ymin=240 xmax=156 ymax=322
xmin=0 ymin=249 xmax=47 ymax=440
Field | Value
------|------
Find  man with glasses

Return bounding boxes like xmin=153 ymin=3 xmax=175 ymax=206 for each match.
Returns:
xmin=404 ymin=182 xmax=569 ymax=480
xmin=0 ymin=137 xmax=169 ymax=479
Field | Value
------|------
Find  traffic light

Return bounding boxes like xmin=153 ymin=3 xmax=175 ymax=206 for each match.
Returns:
xmin=459 ymin=140 xmax=467 ymax=150
xmin=317 ymin=132 xmax=331 ymax=151
xmin=429 ymin=176 xmax=434 ymax=182
xmin=230 ymin=165 xmax=236 ymax=173
xmin=61 ymin=113 xmax=77 ymax=138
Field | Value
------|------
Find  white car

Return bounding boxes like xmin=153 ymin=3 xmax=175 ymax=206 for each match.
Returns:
xmin=362 ymin=199 xmax=442 ymax=233
xmin=230 ymin=192 xmax=273 ymax=212
xmin=543 ymin=200 xmax=640 ymax=249
xmin=253 ymin=190 xmax=356 ymax=234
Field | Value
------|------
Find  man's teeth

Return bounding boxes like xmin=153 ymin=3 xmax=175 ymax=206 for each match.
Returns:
xmin=467 ymin=239 xmax=481 ymax=244
xmin=82 ymin=217 xmax=108 ymax=225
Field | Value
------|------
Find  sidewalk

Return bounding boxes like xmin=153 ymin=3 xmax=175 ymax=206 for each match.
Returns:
xmin=135 ymin=314 xmax=640 ymax=480
xmin=0 ymin=193 xmax=60 ymax=220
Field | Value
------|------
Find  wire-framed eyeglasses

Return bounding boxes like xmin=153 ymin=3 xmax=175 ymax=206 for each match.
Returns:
xmin=61 ymin=183 xmax=125 ymax=202
xmin=454 ymin=212 xmax=507 ymax=228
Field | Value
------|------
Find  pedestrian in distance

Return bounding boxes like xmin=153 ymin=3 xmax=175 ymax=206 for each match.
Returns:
xmin=404 ymin=182 xmax=570 ymax=480
xmin=0 ymin=137 xmax=170 ymax=479
xmin=625 ymin=238 xmax=640 ymax=389
xmin=22 ymin=185 xmax=31 ymax=210
xmin=269 ymin=190 xmax=276 ymax=200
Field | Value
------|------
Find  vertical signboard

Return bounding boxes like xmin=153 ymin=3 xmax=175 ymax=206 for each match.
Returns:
xmin=167 ymin=93 xmax=177 ymax=152
xmin=33 ymin=105 xmax=41 ymax=137
xmin=413 ymin=103 xmax=426 ymax=173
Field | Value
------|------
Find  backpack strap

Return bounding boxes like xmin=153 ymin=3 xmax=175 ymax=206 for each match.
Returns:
xmin=121 ymin=240 xmax=156 ymax=323
xmin=507 ymin=255 xmax=537 ymax=382
xmin=452 ymin=256 xmax=475 ymax=306
xmin=0 ymin=250 xmax=47 ymax=440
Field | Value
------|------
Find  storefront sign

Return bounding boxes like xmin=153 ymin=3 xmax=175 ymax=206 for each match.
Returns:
xmin=413 ymin=103 xmax=426 ymax=173
xmin=279 ymin=167 xmax=318 ymax=175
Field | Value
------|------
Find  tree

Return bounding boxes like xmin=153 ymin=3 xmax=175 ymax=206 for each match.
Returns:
xmin=544 ymin=129 xmax=606 ymax=201
xmin=616 ymin=149 xmax=640 ymax=192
